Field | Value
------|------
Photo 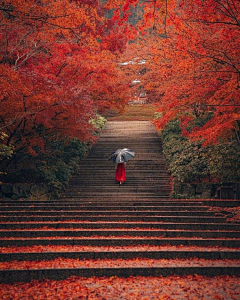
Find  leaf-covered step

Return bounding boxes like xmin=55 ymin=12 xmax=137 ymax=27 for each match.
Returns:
xmin=1 ymin=229 xmax=239 ymax=238
xmin=1 ymin=258 xmax=240 ymax=270
xmin=1 ymin=237 xmax=239 ymax=247
xmin=1 ymin=222 xmax=238 ymax=231
xmin=1 ymin=250 xmax=240 ymax=262
xmin=1 ymin=259 xmax=240 ymax=283
xmin=1 ymin=273 xmax=239 ymax=299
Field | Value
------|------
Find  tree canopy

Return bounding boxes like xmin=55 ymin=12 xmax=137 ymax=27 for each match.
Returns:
xmin=139 ymin=0 xmax=240 ymax=145
xmin=1 ymin=0 xmax=240 ymax=155
xmin=0 ymin=0 xmax=135 ymax=156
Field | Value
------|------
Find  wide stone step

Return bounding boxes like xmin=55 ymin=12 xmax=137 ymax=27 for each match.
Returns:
xmin=87 ymin=148 xmax=165 ymax=152
xmin=69 ymin=175 xmax=171 ymax=179
xmin=63 ymin=192 xmax=180 ymax=198
xmin=1 ymin=199 xmax=239 ymax=208
xmin=64 ymin=192 xmax=173 ymax=198
xmin=1 ymin=265 xmax=239 ymax=283
xmin=1 ymin=229 xmax=239 ymax=238
xmin=1 ymin=198 xmax=238 ymax=205
xmin=0 ymin=215 xmax=227 ymax=222
xmin=68 ymin=180 xmax=171 ymax=185
xmin=0 ymin=222 xmax=238 ymax=230
xmin=68 ymin=181 xmax=172 ymax=185
xmin=64 ymin=188 xmax=172 ymax=193
xmin=60 ymin=199 xmax=240 ymax=207
xmin=55 ymin=195 xmax=173 ymax=199
xmin=0 ymin=205 xmax=212 ymax=211
xmin=62 ymin=194 xmax=172 ymax=199
xmin=0 ymin=210 xmax=219 ymax=216
xmin=1 ymin=237 xmax=239 ymax=247
xmin=60 ymin=194 xmax=172 ymax=199
xmin=65 ymin=185 xmax=172 ymax=189
xmin=73 ymin=168 xmax=170 ymax=172
xmin=64 ymin=189 xmax=173 ymax=194
xmin=1 ymin=249 xmax=240 ymax=261
xmin=73 ymin=173 xmax=170 ymax=177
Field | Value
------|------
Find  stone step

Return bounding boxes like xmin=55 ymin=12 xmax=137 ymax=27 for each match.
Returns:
xmin=69 ymin=174 xmax=171 ymax=178
xmin=62 ymin=194 xmax=172 ymax=199
xmin=87 ymin=147 xmax=165 ymax=150
xmin=89 ymin=148 xmax=164 ymax=152
xmin=1 ymin=266 xmax=239 ymax=283
xmin=67 ymin=185 xmax=171 ymax=189
xmin=89 ymin=158 xmax=164 ymax=162
xmin=62 ymin=192 xmax=179 ymax=197
xmin=1 ymin=198 xmax=239 ymax=206
xmin=71 ymin=174 xmax=170 ymax=179
xmin=1 ymin=250 xmax=239 ymax=261
xmin=67 ymin=180 xmax=171 ymax=185
xmin=61 ymin=194 xmax=172 ymax=199
xmin=0 ymin=222 xmax=238 ymax=230
xmin=63 ymin=193 xmax=173 ymax=198
xmin=65 ymin=184 xmax=172 ymax=189
xmin=63 ymin=189 xmax=171 ymax=193
xmin=67 ymin=184 xmax=171 ymax=189
xmin=57 ymin=195 xmax=174 ymax=200
xmin=0 ymin=205 xmax=212 ymax=211
xmin=0 ymin=210 xmax=219 ymax=216
xmin=1 ymin=237 xmax=239 ymax=247
xmin=0 ymin=215 xmax=227 ymax=222
xmin=1 ymin=229 xmax=239 ymax=238
xmin=73 ymin=167 xmax=170 ymax=171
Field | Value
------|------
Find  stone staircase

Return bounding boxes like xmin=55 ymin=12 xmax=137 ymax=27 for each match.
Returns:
xmin=0 ymin=121 xmax=239 ymax=283
xmin=64 ymin=121 xmax=172 ymax=199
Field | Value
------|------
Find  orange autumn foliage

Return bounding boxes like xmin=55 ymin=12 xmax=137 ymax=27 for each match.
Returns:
xmin=122 ymin=0 xmax=240 ymax=145
xmin=0 ymin=0 xmax=135 ymax=154
xmin=1 ymin=0 xmax=239 ymax=154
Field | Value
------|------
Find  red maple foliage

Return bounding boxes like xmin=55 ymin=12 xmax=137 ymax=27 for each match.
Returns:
xmin=1 ymin=0 xmax=239 ymax=153
xmin=127 ymin=0 xmax=240 ymax=145
xmin=0 ymin=0 xmax=136 ymax=155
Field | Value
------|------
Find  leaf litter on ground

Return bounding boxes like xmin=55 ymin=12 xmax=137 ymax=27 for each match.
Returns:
xmin=1 ymin=244 xmax=240 ymax=253
xmin=0 ymin=275 xmax=239 ymax=300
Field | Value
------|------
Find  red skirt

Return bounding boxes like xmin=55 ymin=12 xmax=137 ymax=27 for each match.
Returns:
xmin=115 ymin=163 xmax=126 ymax=182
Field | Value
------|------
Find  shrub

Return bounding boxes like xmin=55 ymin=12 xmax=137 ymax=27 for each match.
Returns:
xmin=89 ymin=114 xmax=107 ymax=135
xmin=158 ymin=118 xmax=240 ymax=196
xmin=36 ymin=138 xmax=91 ymax=197
xmin=0 ymin=114 xmax=106 ymax=198
xmin=0 ymin=132 xmax=14 ymax=181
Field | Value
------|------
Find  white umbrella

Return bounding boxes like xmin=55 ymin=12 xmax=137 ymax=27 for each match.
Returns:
xmin=109 ymin=148 xmax=135 ymax=163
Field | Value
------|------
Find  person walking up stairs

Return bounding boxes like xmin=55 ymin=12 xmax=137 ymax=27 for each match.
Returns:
xmin=0 ymin=108 xmax=239 ymax=298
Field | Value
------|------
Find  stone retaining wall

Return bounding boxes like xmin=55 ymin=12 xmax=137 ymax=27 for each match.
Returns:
xmin=0 ymin=183 xmax=50 ymax=200
xmin=173 ymin=180 xmax=217 ymax=199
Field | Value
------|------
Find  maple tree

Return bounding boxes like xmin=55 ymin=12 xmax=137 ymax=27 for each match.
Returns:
xmin=0 ymin=0 xmax=136 ymax=160
xmin=1 ymin=3 xmax=240 ymax=298
xmin=122 ymin=0 xmax=240 ymax=145
xmin=1 ymin=0 xmax=239 ymax=185
xmin=0 ymin=0 xmax=143 ymax=194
